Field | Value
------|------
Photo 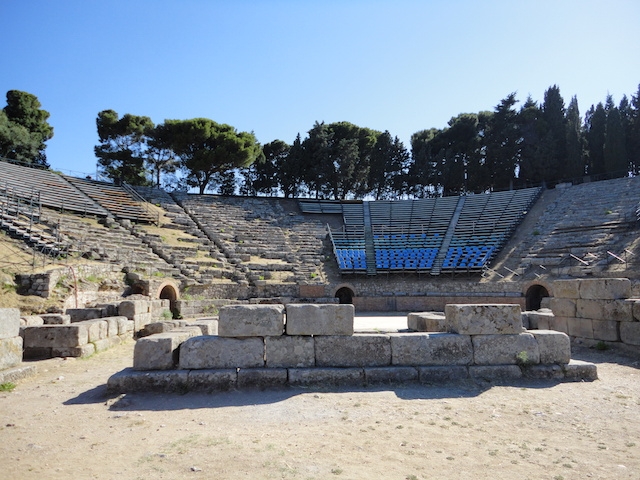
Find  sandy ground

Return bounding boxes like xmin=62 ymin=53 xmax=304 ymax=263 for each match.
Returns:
xmin=1 ymin=318 xmax=640 ymax=480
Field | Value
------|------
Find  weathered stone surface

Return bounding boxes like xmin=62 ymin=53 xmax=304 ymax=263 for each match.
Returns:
xmin=107 ymin=368 xmax=189 ymax=393
xmin=0 ymin=336 xmax=23 ymax=369
xmin=117 ymin=318 xmax=134 ymax=335
xmin=52 ymin=343 xmax=95 ymax=358
xmin=285 ymin=304 xmax=354 ymax=336
xmin=446 ymin=304 xmax=523 ymax=335
xmin=576 ymin=299 xmax=604 ymax=320
xmin=93 ymin=338 xmax=112 ymax=353
xmin=472 ymin=333 xmax=540 ymax=365
xmin=407 ymin=312 xmax=448 ymax=332
xmin=132 ymin=312 xmax=153 ymax=331
xmin=66 ymin=308 xmax=103 ymax=322
xmin=40 ymin=314 xmax=70 ymax=325
xmin=288 ymin=367 xmax=365 ymax=387
xmin=548 ymin=316 xmax=569 ymax=334
xmin=191 ymin=319 xmax=218 ymax=335
xmin=469 ymin=365 xmax=523 ymax=381
xmin=315 ymin=334 xmax=391 ymax=367
xmin=104 ymin=317 xmax=122 ymax=337
xmin=23 ymin=347 xmax=52 ymax=359
xmin=79 ymin=319 xmax=108 ymax=342
xmin=579 ymin=278 xmax=631 ymax=300
xmin=620 ymin=322 xmax=640 ymax=346
xmin=187 ymin=369 xmax=237 ymax=392
xmin=118 ymin=300 xmax=149 ymax=319
xmin=22 ymin=324 xmax=89 ymax=348
xmin=134 ymin=331 xmax=196 ymax=370
xmin=633 ymin=301 xmax=640 ymax=321
xmin=218 ymin=304 xmax=284 ymax=337
xmin=530 ymin=330 xmax=571 ymax=364
xmin=238 ymin=368 xmax=288 ymax=389
xmin=0 ymin=364 xmax=37 ymax=384
xmin=553 ymin=279 xmax=580 ymax=299
xmin=179 ymin=336 xmax=264 ymax=369
xmin=526 ymin=309 xmax=553 ymax=330
xmin=602 ymin=300 xmax=633 ymax=322
xmin=417 ymin=365 xmax=469 ymax=383
xmin=522 ymin=364 xmax=564 ymax=380
xmin=550 ymin=298 xmax=576 ymax=318
xmin=567 ymin=317 xmax=594 ymax=339
xmin=265 ymin=336 xmax=314 ymax=368
xmin=592 ymin=320 xmax=619 ymax=342
xmin=21 ymin=315 xmax=44 ymax=327
xmin=364 ymin=366 xmax=419 ymax=385
xmin=0 ymin=308 xmax=20 ymax=339
xmin=562 ymin=360 xmax=598 ymax=381
xmin=390 ymin=333 xmax=473 ymax=366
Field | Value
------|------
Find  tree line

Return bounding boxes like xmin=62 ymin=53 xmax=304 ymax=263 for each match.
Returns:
xmin=2 ymin=85 xmax=640 ymax=199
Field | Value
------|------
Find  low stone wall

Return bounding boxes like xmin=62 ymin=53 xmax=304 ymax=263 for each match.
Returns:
xmin=543 ymin=278 xmax=640 ymax=347
xmin=118 ymin=298 xmax=171 ymax=331
xmin=0 ymin=308 xmax=37 ymax=384
xmin=108 ymin=303 xmax=596 ymax=393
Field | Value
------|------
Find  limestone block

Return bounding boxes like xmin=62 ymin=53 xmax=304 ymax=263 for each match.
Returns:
xmin=601 ymin=300 xmax=633 ymax=322
xmin=472 ymin=333 xmax=540 ymax=365
xmin=93 ymin=338 xmax=111 ymax=353
xmin=117 ymin=318 xmax=134 ymax=335
xmin=315 ymin=334 xmax=390 ymax=367
xmin=179 ymin=336 xmax=264 ymax=369
xmin=133 ymin=312 xmax=153 ymax=331
xmin=540 ymin=297 xmax=551 ymax=309
xmin=285 ymin=304 xmax=354 ymax=336
xmin=187 ymin=369 xmax=237 ymax=392
xmin=0 ymin=337 xmax=23 ymax=370
xmin=265 ymin=335 xmax=315 ymax=368
xmin=548 ymin=316 xmax=569 ymax=334
xmin=390 ymin=333 xmax=472 ymax=366
xmin=469 ymin=365 xmax=523 ymax=381
xmin=141 ymin=322 xmax=175 ymax=336
xmin=237 ymin=368 xmax=288 ymax=389
xmin=80 ymin=320 xmax=108 ymax=342
xmin=527 ymin=310 xmax=554 ymax=330
xmin=218 ymin=304 xmax=284 ymax=337
xmin=40 ymin=314 xmax=71 ymax=325
xmin=107 ymin=368 xmax=190 ymax=394
xmin=446 ymin=304 xmax=523 ymax=335
xmin=407 ymin=312 xmax=448 ymax=332
xmin=417 ymin=366 xmax=469 ymax=383
xmin=22 ymin=324 xmax=89 ymax=348
xmin=620 ymin=322 xmax=640 ymax=346
xmin=553 ymin=279 xmax=580 ymax=299
xmin=104 ymin=317 xmax=122 ymax=337
xmin=592 ymin=320 xmax=619 ymax=342
xmin=567 ymin=317 xmax=594 ymax=339
xmin=522 ymin=364 xmax=564 ymax=380
xmin=576 ymin=299 xmax=602 ymax=320
xmin=52 ymin=343 xmax=95 ymax=358
xmin=0 ymin=364 xmax=37 ymax=384
xmin=530 ymin=330 xmax=571 ymax=364
xmin=118 ymin=300 xmax=149 ymax=319
xmin=23 ymin=347 xmax=51 ymax=360
xmin=0 ymin=308 xmax=20 ymax=339
xmin=521 ymin=312 xmax=530 ymax=330
xmin=288 ymin=367 xmax=365 ymax=387
xmin=562 ymin=360 xmax=598 ymax=381
xmin=633 ymin=301 xmax=640 ymax=321
xmin=579 ymin=278 xmax=631 ymax=300
xmin=550 ymin=298 xmax=576 ymax=318
xmin=191 ymin=319 xmax=218 ymax=336
xmin=133 ymin=331 xmax=196 ymax=370
xmin=66 ymin=308 xmax=103 ymax=322
xmin=364 ymin=366 xmax=419 ymax=385
xmin=20 ymin=316 xmax=44 ymax=327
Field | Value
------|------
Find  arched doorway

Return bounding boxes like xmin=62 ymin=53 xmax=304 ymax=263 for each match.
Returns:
xmin=335 ymin=286 xmax=354 ymax=304
xmin=159 ymin=283 xmax=179 ymax=318
xmin=525 ymin=284 xmax=550 ymax=311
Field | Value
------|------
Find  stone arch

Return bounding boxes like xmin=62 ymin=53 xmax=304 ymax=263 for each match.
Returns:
xmin=524 ymin=282 xmax=551 ymax=311
xmin=334 ymin=284 xmax=356 ymax=304
xmin=156 ymin=281 xmax=180 ymax=318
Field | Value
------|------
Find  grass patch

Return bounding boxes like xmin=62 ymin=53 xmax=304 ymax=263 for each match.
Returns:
xmin=0 ymin=382 xmax=17 ymax=392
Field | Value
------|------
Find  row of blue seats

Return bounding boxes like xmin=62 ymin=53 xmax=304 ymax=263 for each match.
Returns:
xmin=376 ymin=258 xmax=435 ymax=270
xmin=442 ymin=246 xmax=495 ymax=269
xmin=375 ymin=248 xmax=438 ymax=259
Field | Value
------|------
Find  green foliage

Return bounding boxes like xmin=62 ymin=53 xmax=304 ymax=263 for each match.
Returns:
xmin=515 ymin=351 xmax=531 ymax=365
xmin=0 ymin=382 xmax=16 ymax=392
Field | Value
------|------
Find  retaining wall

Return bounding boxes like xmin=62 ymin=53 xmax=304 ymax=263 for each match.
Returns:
xmin=0 ymin=308 xmax=37 ymax=383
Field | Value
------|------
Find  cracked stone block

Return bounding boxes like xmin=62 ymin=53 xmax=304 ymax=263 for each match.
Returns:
xmin=315 ymin=334 xmax=391 ymax=367
xmin=553 ymin=279 xmax=580 ymax=299
xmin=592 ymin=320 xmax=619 ymax=342
xmin=446 ymin=304 xmax=523 ymax=335
xmin=285 ymin=304 xmax=354 ymax=336
xmin=133 ymin=330 xmax=196 ymax=370
xmin=550 ymin=298 xmax=576 ymax=318
xmin=179 ymin=336 xmax=264 ymax=369
xmin=265 ymin=335 xmax=315 ymax=368
xmin=390 ymin=333 xmax=472 ymax=366
xmin=218 ymin=305 xmax=284 ymax=337
xmin=530 ymin=330 xmax=571 ymax=364
xmin=567 ymin=318 xmax=594 ymax=339
xmin=472 ymin=333 xmax=540 ymax=365
xmin=579 ymin=278 xmax=631 ymax=300
xmin=22 ymin=325 xmax=89 ymax=348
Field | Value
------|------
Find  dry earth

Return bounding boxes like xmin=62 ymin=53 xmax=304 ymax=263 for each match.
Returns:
xmin=1 ymin=338 xmax=640 ymax=480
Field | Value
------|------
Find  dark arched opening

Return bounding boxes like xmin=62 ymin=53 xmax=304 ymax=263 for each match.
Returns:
xmin=335 ymin=287 xmax=354 ymax=304
xmin=526 ymin=284 xmax=550 ymax=311
xmin=159 ymin=284 xmax=179 ymax=318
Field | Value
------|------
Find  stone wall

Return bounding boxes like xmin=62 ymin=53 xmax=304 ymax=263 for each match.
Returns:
xmin=108 ymin=303 xmax=596 ymax=393
xmin=15 ymin=264 xmax=122 ymax=299
xmin=0 ymin=308 xmax=37 ymax=384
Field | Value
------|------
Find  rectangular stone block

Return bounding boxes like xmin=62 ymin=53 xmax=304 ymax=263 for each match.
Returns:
xmin=562 ymin=360 xmax=598 ymax=381
xmin=602 ymin=300 xmax=633 ymax=322
xmin=390 ymin=333 xmax=473 ymax=366
xmin=288 ymin=367 xmax=365 ymax=387
xmin=237 ymin=368 xmax=288 ymax=389
xmin=407 ymin=312 xmax=448 ymax=332
xmin=118 ymin=300 xmax=149 ymax=319
xmin=446 ymin=304 xmax=523 ymax=335
xmin=469 ymin=365 xmax=523 ymax=381
xmin=620 ymin=322 xmax=640 ymax=346
xmin=93 ymin=338 xmax=112 ymax=353
xmin=548 ymin=316 xmax=569 ymax=334
xmin=0 ymin=364 xmax=37 ymax=384
xmin=21 ymin=315 xmax=44 ymax=327
xmin=285 ymin=304 xmax=354 ymax=336
xmin=133 ymin=312 xmax=153 ymax=331
xmin=472 ymin=333 xmax=540 ymax=365
xmin=592 ymin=320 xmax=619 ymax=342
xmin=117 ymin=318 xmax=134 ymax=335
xmin=579 ymin=278 xmax=631 ymax=300
xmin=553 ymin=279 xmax=580 ymax=299
xmin=23 ymin=347 xmax=52 ymax=359
xmin=522 ymin=364 xmax=564 ymax=380
xmin=526 ymin=310 xmax=553 ymax=330
xmin=265 ymin=335 xmax=315 ymax=368
xmin=104 ymin=317 xmax=122 ymax=337
xmin=576 ymin=299 xmax=604 ymax=320
xmin=364 ymin=366 xmax=419 ymax=385
xmin=107 ymin=368 xmax=190 ymax=394
xmin=0 ymin=336 xmax=23 ymax=370
xmin=52 ymin=343 xmax=95 ymax=358
xmin=218 ymin=304 xmax=284 ymax=337
xmin=187 ymin=369 xmax=237 ymax=392
xmin=133 ymin=330 xmax=196 ymax=370
xmin=567 ymin=317 xmax=594 ymax=339
xmin=78 ymin=319 xmax=107 ymax=342
xmin=0 ymin=308 xmax=20 ymax=339
xmin=315 ymin=334 xmax=390 ymax=367
xmin=22 ymin=324 xmax=89 ymax=348
xmin=633 ymin=301 xmax=640 ymax=321
xmin=66 ymin=308 xmax=103 ymax=322
xmin=179 ymin=336 xmax=264 ymax=369
xmin=191 ymin=319 xmax=218 ymax=335
xmin=417 ymin=365 xmax=469 ymax=383
xmin=550 ymin=298 xmax=576 ymax=318
xmin=40 ymin=314 xmax=70 ymax=325
xmin=530 ymin=330 xmax=571 ymax=364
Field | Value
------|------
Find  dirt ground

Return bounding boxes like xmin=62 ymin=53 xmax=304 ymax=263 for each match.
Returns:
xmin=1 ymin=337 xmax=640 ymax=480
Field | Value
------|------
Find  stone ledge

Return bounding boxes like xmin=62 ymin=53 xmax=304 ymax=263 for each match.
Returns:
xmin=0 ymin=364 xmax=38 ymax=384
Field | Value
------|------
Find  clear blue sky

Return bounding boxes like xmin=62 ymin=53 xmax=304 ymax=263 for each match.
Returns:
xmin=2 ymin=0 xmax=639 ymax=177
